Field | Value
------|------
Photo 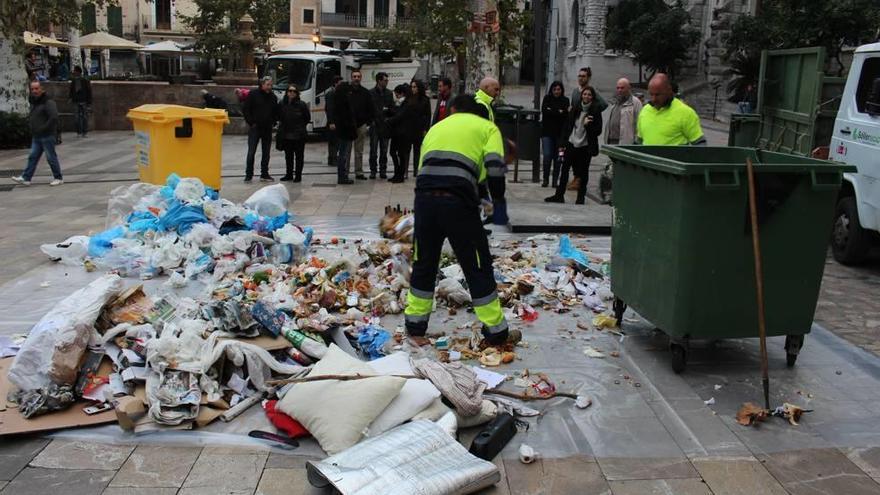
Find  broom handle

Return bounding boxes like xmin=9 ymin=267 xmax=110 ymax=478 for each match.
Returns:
xmin=746 ymin=157 xmax=770 ymax=410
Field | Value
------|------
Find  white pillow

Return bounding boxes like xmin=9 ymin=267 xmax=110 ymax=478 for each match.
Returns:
xmin=278 ymin=344 xmax=405 ymax=454
xmin=365 ymin=352 xmax=441 ymax=436
xmin=412 ymin=397 xmax=452 ymax=422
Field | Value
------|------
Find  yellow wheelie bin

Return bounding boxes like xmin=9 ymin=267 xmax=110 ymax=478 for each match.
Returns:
xmin=127 ymin=104 xmax=229 ymax=190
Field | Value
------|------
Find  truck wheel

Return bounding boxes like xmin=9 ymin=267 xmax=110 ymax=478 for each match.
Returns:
xmin=831 ymin=197 xmax=870 ymax=265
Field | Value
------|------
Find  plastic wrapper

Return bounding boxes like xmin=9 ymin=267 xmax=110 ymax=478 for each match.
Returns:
xmin=174 ymin=177 xmax=207 ymax=205
xmin=40 ymin=235 xmax=90 ymax=266
xmin=436 ymin=278 xmax=472 ymax=306
xmin=244 ymin=184 xmax=289 ymax=217
xmin=8 ymin=274 xmax=125 ymax=398
xmin=106 ymin=183 xmax=162 ymax=228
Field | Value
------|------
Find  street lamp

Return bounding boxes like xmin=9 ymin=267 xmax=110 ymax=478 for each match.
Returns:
xmin=311 ymin=30 xmax=321 ymax=52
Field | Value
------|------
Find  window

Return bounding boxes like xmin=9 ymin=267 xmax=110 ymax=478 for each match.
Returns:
xmin=316 ymin=59 xmax=341 ymax=94
xmin=107 ymin=6 xmax=123 ymax=37
xmin=81 ymin=4 xmax=96 ymax=34
xmin=570 ymin=0 xmax=579 ymax=50
xmin=266 ymin=59 xmax=314 ymax=91
xmin=303 ymin=8 xmax=315 ymax=24
xmin=156 ymin=0 xmax=171 ymax=30
xmin=855 ymin=57 xmax=880 ymax=115
xmin=277 ymin=9 xmax=291 ymax=33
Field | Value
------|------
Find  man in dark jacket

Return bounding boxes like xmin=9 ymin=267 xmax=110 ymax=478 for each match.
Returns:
xmin=348 ymin=69 xmax=374 ymax=180
xmin=69 ymin=66 xmax=92 ymax=137
xmin=12 ymin=81 xmax=63 ymax=186
xmin=431 ymin=76 xmax=454 ymax=126
xmin=368 ymin=72 xmax=393 ymax=178
xmin=332 ymin=82 xmax=358 ymax=184
xmin=324 ymin=75 xmax=343 ymax=165
xmin=242 ymin=76 xmax=278 ymax=182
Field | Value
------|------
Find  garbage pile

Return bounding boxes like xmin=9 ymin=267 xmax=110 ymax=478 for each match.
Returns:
xmin=5 ymin=175 xmax=620 ymax=494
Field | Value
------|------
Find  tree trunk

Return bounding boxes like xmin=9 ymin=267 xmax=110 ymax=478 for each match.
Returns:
xmin=0 ymin=32 xmax=29 ymax=115
xmin=68 ymin=27 xmax=83 ymax=72
xmin=465 ymin=32 xmax=500 ymax=92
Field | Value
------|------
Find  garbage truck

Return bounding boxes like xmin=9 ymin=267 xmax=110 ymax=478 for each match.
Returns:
xmin=264 ymin=44 xmax=419 ymax=132
xmin=730 ymin=44 xmax=880 ymax=264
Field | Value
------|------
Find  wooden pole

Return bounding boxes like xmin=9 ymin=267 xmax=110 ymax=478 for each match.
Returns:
xmin=746 ymin=157 xmax=771 ymax=410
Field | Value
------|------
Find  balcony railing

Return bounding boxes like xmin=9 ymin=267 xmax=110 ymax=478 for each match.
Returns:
xmin=321 ymin=13 xmax=416 ymax=29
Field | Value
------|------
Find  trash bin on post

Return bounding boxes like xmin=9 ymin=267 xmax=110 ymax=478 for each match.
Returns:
xmin=728 ymin=113 xmax=761 ymax=147
xmin=127 ymin=104 xmax=229 ymax=190
xmin=494 ymin=106 xmax=540 ymax=182
xmin=602 ymin=145 xmax=856 ymax=373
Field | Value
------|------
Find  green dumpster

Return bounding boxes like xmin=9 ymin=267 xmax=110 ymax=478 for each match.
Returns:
xmin=602 ymin=145 xmax=856 ymax=372
xmin=728 ymin=113 xmax=761 ymax=147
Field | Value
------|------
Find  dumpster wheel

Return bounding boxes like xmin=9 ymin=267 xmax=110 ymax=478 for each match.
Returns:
xmin=613 ymin=298 xmax=627 ymax=324
xmin=670 ymin=342 xmax=687 ymax=373
xmin=785 ymin=335 xmax=804 ymax=367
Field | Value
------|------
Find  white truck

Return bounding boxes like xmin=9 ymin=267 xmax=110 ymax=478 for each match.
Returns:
xmin=828 ymin=43 xmax=880 ymax=264
xmin=742 ymin=44 xmax=880 ymax=264
xmin=264 ymin=45 xmax=419 ymax=132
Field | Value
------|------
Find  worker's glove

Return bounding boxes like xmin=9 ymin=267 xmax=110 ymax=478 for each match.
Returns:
xmin=481 ymin=199 xmax=494 ymax=218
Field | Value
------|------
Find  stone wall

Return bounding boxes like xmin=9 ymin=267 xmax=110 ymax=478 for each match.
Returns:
xmin=42 ymin=81 xmax=250 ymax=134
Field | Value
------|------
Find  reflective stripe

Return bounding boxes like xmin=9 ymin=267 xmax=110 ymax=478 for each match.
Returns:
xmin=475 ymin=249 xmax=481 ymax=269
xmin=484 ymin=152 xmax=503 ymax=165
xmin=404 ymin=313 xmax=431 ymax=323
xmin=486 ymin=166 xmax=506 ymax=177
xmin=471 ymin=290 xmax=497 ymax=307
xmin=422 ymin=150 xmax=478 ymax=173
xmin=484 ymin=319 xmax=509 ymax=335
xmin=418 ymin=165 xmax=478 ymax=187
xmin=410 ymin=287 xmax=434 ymax=299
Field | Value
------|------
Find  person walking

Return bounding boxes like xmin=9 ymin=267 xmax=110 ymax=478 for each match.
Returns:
xmin=605 ymin=77 xmax=642 ymax=145
xmin=386 ymin=84 xmax=410 ymax=183
xmin=407 ymin=79 xmax=432 ymax=177
xmin=404 ymin=94 xmax=510 ymax=346
xmin=242 ymin=76 xmax=278 ymax=182
xmin=276 ymin=85 xmax=311 ymax=183
xmin=540 ymin=81 xmax=569 ymax=188
xmin=332 ymin=82 xmax=358 ymax=184
xmin=12 ymin=81 xmax=63 ymax=186
xmin=348 ymin=69 xmax=374 ymax=180
xmin=324 ymin=75 xmax=343 ymax=166
xmin=637 ymin=73 xmax=705 ymax=145
xmin=69 ymin=66 xmax=92 ymax=138
xmin=545 ymin=86 xmax=603 ymax=205
xmin=369 ymin=72 xmax=393 ymax=179
xmin=431 ymin=76 xmax=454 ymax=126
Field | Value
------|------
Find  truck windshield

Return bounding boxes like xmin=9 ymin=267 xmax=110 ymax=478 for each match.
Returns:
xmin=265 ymin=59 xmax=313 ymax=91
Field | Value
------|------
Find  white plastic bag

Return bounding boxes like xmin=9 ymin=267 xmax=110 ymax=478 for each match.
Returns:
xmin=243 ymin=184 xmax=289 ymax=217
xmin=106 ymin=183 xmax=162 ymax=228
xmin=40 ymin=235 xmax=90 ymax=265
xmin=8 ymin=274 xmax=125 ymax=392
xmin=174 ymin=177 xmax=207 ymax=204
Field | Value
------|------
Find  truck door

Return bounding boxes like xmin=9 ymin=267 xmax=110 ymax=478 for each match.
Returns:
xmin=313 ymin=59 xmax=342 ymax=129
xmin=831 ymin=53 xmax=880 ymax=232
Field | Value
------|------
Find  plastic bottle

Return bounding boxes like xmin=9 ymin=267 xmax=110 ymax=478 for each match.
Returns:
xmin=281 ymin=325 xmax=327 ymax=359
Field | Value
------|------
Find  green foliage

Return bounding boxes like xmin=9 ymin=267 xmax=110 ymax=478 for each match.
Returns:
xmin=723 ymin=0 xmax=880 ymax=100
xmin=0 ymin=111 xmax=31 ymax=149
xmin=0 ymin=0 xmax=113 ymax=53
xmin=179 ymin=0 xmax=289 ymax=62
xmin=368 ymin=0 xmax=531 ymax=68
xmin=604 ymin=0 xmax=698 ymax=79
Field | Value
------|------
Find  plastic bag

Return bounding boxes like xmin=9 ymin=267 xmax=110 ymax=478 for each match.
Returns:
xmin=41 ymin=235 xmax=90 ymax=265
xmin=174 ymin=177 xmax=207 ymax=204
xmin=88 ymin=226 xmax=127 ymax=257
xmin=106 ymin=183 xmax=162 ymax=228
xmin=357 ymin=325 xmax=392 ymax=360
xmin=556 ymin=235 xmax=589 ymax=268
xmin=244 ymin=184 xmax=289 ymax=217
xmin=159 ymin=173 xmax=182 ymax=202
xmin=8 ymin=274 xmax=125 ymax=394
xmin=436 ymin=278 xmax=471 ymax=306
xmin=156 ymin=201 xmax=208 ymax=234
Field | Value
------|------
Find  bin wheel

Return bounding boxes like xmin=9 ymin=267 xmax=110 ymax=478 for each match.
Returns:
xmin=670 ymin=343 xmax=687 ymax=374
xmin=784 ymin=335 xmax=804 ymax=368
xmin=613 ymin=298 xmax=627 ymax=324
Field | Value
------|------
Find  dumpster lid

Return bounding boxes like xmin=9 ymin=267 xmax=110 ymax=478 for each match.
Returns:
xmin=127 ymin=104 xmax=229 ymax=124
xmin=601 ymin=145 xmax=856 ymax=175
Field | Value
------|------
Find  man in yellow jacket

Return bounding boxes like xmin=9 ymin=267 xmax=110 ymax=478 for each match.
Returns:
xmin=404 ymin=94 xmax=510 ymax=345
xmin=637 ymin=73 xmax=706 ymax=146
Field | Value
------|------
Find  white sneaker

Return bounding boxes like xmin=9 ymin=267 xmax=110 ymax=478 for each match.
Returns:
xmin=10 ymin=176 xmax=30 ymax=186
xmin=49 ymin=179 xmax=64 ymax=186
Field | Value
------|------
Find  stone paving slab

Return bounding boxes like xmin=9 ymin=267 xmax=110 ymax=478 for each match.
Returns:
xmin=692 ymin=457 xmax=788 ymax=495
xmin=109 ymin=445 xmax=201 ymax=488
xmin=102 ymin=489 xmax=178 ymax=495
xmin=596 ymin=457 xmax=699 ymax=481
xmin=608 ymin=478 xmax=713 ymax=495
xmin=179 ymin=452 xmax=267 ymax=495
xmin=254 ymin=468 xmax=331 ymax=495
xmin=0 ymin=437 xmax=49 ymax=481
xmin=757 ymin=448 xmax=880 ymax=494
xmin=29 ymin=441 xmax=134 ymax=471
xmin=1 ymin=467 xmax=114 ymax=495
xmin=845 ymin=447 xmax=880 ymax=482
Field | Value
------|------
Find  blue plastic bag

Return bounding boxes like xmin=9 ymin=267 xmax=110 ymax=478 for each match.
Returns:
xmin=159 ymin=173 xmax=182 ymax=203
xmin=557 ymin=235 xmax=589 ymax=267
xmin=126 ymin=211 xmax=160 ymax=232
xmin=357 ymin=325 xmax=392 ymax=360
xmin=88 ymin=226 xmax=126 ymax=257
xmin=157 ymin=201 xmax=208 ymax=234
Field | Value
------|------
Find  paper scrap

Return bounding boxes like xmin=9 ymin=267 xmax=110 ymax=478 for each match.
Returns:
xmin=471 ymin=366 xmax=506 ymax=389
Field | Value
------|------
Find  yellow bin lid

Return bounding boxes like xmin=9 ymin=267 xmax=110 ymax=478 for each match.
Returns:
xmin=127 ymin=104 xmax=229 ymax=124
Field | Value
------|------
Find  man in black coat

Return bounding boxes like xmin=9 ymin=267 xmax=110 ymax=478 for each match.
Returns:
xmin=12 ymin=81 xmax=64 ymax=186
xmin=324 ymin=75 xmax=343 ymax=165
xmin=348 ymin=69 xmax=375 ymax=180
xmin=242 ymin=76 xmax=278 ymax=182
xmin=69 ymin=66 xmax=92 ymax=137
xmin=368 ymin=72 xmax=393 ymax=178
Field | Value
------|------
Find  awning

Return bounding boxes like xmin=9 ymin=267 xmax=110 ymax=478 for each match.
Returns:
xmin=79 ymin=32 xmax=143 ymax=50
xmin=24 ymin=31 xmax=69 ymax=48
xmin=270 ymin=38 xmax=341 ymax=54
xmin=140 ymin=40 xmax=192 ymax=55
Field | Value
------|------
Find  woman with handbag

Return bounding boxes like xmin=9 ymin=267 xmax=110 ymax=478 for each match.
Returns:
xmin=276 ymin=85 xmax=311 ymax=182
xmin=544 ymin=86 xmax=603 ymax=205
